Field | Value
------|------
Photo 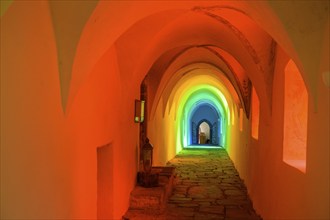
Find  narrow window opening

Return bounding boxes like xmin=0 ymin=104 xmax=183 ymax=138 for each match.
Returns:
xmin=231 ymin=107 xmax=235 ymax=125
xmin=251 ymin=87 xmax=260 ymax=139
xmin=283 ymin=59 xmax=308 ymax=173
xmin=239 ymin=108 xmax=243 ymax=131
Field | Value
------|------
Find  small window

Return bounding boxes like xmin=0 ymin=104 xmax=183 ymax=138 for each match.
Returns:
xmin=283 ymin=59 xmax=308 ymax=173
xmin=231 ymin=107 xmax=235 ymax=125
xmin=251 ymin=87 xmax=260 ymax=139
xmin=239 ymin=108 xmax=243 ymax=131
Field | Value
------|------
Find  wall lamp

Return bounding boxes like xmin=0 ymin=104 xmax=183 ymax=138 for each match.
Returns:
xmin=134 ymin=100 xmax=145 ymax=123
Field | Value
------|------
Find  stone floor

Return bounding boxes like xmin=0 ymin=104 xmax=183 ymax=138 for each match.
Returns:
xmin=124 ymin=148 xmax=262 ymax=220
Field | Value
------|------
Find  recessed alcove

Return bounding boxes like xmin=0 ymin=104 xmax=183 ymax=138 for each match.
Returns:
xmin=251 ymin=87 xmax=260 ymax=140
xmin=239 ymin=108 xmax=244 ymax=131
xmin=97 ymin=143 xmax=113 ymax=219
xmin=283 ymin=59 xmax=308 ymax=173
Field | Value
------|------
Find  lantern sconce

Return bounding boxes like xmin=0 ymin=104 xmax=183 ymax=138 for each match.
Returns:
xmin=142 ymin=138 xmax=153 ymax=173
xmin=138 ymin=137 xmax=158 ymax=187
xmin=134 ymin=100 xmax=145 ymax=123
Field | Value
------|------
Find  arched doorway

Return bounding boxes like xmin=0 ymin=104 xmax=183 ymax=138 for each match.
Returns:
xmin=197 ymin=120 xmax=211 ymax=144
xmin=189 ymin=102 xmax=222 ymax=146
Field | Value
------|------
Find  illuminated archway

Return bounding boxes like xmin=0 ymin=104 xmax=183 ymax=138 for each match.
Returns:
xmin=189 ymin=102 xmax=221 ymax=146
xmin=184 ymin=98 xmax=223 ymax=147
xmin=197 ymin=120 xmax=211 ymax=144
xmin=147 ymin=63 xmax=241 ymax=166
xmin=178 ymin=86 xmax=230 ymax=149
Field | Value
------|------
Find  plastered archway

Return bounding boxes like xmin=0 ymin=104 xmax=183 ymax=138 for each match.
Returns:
xmin=1 ymin=1 xmax=328 ymax=220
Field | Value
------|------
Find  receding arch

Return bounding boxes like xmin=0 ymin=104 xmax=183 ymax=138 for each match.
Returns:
xmin=189 ymin=102 xmax=221 ymax=146
xmin=150 ymin=63 xmax=241 ymax=121
xmin=180 ymin=87 xmax=229 ymax=147
xmin=65 ymin=0 xmax=321 ymax=117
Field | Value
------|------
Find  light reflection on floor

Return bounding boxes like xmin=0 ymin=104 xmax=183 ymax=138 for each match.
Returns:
xmin=184 ymin=145 xmax=223 ymax=149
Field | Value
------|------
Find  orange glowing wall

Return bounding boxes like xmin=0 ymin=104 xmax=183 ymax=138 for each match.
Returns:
xmin=283 ymin=59 xmax=308 ymax=173
xmin=1 ymin=1 xmax=74 ymax=219
xmin=67 ymin=45 xmax=139 ymax=219
xmin=252 ymin=45 xmax=329 ymax=220
xmin=218 ymin=15 xmax=329 ymax=220
xmin=1 ymin=2 xmax=139 ymax=219
xmin=1 ymin=1 xmax=329 ymax=220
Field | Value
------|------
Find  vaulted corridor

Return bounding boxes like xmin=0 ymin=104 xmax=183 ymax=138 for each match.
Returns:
xmin=1 ymin=1 xmax=329 ymax=220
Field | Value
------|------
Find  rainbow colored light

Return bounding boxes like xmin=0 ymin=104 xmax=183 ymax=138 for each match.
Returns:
xmin=163 ymin=67 xmax=237 ymax=154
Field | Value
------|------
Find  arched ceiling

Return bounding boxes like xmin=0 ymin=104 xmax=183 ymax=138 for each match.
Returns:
xmin=164 ymin=73 xmax=233 ymax=149
xmin=184 ymin=91 xmax=227 ymax=123
xmin=149 ymin=64 xmax=236 ymax=120
xmin=116 ymin=7 xmax=275 ymax=117
xmin=190 ymin=102 xmax=220 ymax=120
xmin=3 ymin=1 xmax=323 ymax=113
xmin=162 ymin=70 xmax=233 ymax=122
xmin=146 ymin=46 xmax=251 ymax=118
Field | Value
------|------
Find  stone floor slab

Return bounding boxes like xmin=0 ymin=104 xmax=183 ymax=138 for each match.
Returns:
xmin=123 ymin=148 xmax=262 ymax=220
